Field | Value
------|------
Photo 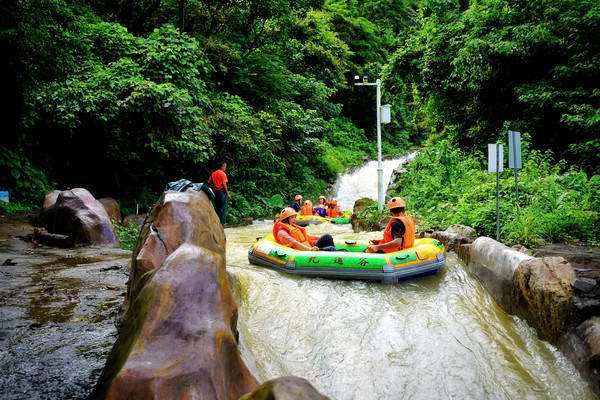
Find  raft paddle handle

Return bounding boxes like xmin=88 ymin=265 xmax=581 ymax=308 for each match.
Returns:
xmin=273 ymin=251 xmax=287 ymax=258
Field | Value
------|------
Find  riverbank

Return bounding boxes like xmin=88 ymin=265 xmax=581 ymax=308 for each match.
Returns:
xmin=0 ymin=214 xmax=130 ymax=399
xmin=1 ymin=201 xmax=598 ymax=398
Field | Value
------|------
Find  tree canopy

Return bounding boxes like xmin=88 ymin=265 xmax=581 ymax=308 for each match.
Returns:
xmin=1 ymin=0 xmax=598 ymax=224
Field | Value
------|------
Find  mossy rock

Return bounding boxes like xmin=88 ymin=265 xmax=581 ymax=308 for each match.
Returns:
xmin=350 ymin=198 xmax=387 ymax=232
xmin=352 ymin=197 xmax=376 ymax=215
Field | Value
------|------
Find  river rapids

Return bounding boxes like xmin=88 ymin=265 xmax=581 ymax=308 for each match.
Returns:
xmin=225 ymin=155 xmax=595 ymax=400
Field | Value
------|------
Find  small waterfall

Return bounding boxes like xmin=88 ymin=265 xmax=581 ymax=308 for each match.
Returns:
xmin=331 ymin=152 xmax=416 ymax=210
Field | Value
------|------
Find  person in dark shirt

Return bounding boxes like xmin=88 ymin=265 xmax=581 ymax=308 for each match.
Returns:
xmin=290 ymin=194 xmax=303 ymax=212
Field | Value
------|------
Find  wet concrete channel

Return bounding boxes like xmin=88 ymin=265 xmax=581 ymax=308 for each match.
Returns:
xmin=0 ymin=238 xmax=131 ymax=399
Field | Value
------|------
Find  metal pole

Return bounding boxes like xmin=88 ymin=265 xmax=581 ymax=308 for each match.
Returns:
xmin=509 ymin=132 xmax=520 ymax=222
xmin=496 ymin=145 xmax=500 ymax=241
xmin=376 ymin=79 xmax=383 ymax=210
xmin=515 ymin=168 xmax=520 ymax=221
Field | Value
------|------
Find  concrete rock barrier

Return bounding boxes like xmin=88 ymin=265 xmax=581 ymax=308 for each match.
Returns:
xmin=468 ymin=236 xmax=599 ymax=396
xmin=90 ymin=188 xmax=259 ymax=399
xmin=513 ymin=256 xmax=576 ymax=340
xmin=561 ymin=317 xmax=600 ymax=395
xmin=91 ymin=188 xmax=329 ymax=399
xmin=240 ymin=376 xmax=329 ymax=400
xmin=468 ymin=237 xmax=533 ymax=311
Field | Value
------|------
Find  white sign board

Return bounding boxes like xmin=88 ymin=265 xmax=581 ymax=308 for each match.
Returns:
xmin=380 ymin=104 xmax=391 ymax=124
xmin=508 ymin=130 xmax=522 ymax=169
xmin=488 ymin=144 xmax=504 ymax=173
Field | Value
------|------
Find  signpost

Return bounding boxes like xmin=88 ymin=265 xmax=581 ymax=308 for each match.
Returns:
xmin=488 ymin=144 xmax=503 ymax=240
xmin=508 ymin=130 xmax=522 ymax=221
xmin=354 ymin=76 xmax=391 ymax=210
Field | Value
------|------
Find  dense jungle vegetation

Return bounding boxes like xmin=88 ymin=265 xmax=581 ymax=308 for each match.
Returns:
xmin=1 ymin=0 xmax=598 ymax=244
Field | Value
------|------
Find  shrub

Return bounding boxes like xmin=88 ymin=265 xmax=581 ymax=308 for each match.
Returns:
xmin=113 ymin=220 xmax=140 ymax=251
xmin=390 ymin=137 xmax=600 ymax=247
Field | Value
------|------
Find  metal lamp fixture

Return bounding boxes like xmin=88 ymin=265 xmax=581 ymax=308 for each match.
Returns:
xmin=354 ymin=75 xmax=391 ymax=210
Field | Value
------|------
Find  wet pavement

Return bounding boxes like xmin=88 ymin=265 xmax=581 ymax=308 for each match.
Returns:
xmin=0 ymin=238 xmax=131 ymax=399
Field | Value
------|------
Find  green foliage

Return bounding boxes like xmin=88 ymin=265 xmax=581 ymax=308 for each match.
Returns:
xmin=113 ymin=220 xmax=140 ymax=251
xmin=26 ymin=24 xmax=214 ymax=199
xmin=390 ymin=137 xmax=600 ymax=247
xmin=0 ymin=201 xmax=38 ymax=215
xmin=0 ymin=146 xmax=55 ymax=202
xmin=387 ymin=0 xmax=600 ymax=173
xmin=357 ymin=203 xmax=388 ymax=226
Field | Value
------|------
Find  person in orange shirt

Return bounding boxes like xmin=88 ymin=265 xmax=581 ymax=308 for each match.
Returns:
xmin=273 ymin=208 xmax=336 ymax=251
xmin=365 ymin=197 xmax=415 ymax=253
xmin=207 ymin=161 xmax=231 ymax=226
xmin=326 ymin=199 xmax=344 ymax=218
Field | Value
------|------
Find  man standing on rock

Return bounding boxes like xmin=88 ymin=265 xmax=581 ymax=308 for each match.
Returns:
xmin=365 ymin=197 xmax=415 ymax=253
xmin=208 ymin=161 xmax=231 ymax=226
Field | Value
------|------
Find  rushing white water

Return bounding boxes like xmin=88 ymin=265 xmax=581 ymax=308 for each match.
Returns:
xmin=225 ymin=156 xmax=595 ymax=400
xmin=331 ymin=152 xmax=416 ymax=210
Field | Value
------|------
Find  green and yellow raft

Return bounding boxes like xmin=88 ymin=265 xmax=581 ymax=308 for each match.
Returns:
xmin=248 ymin=235 xmax=446 ymax=283
xmin=295 ymin=210 xmax=352 ymax=226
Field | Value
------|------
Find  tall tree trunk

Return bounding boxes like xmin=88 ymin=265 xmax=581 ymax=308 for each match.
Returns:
xmin=178 ymin=0 xmax=185 ymax=31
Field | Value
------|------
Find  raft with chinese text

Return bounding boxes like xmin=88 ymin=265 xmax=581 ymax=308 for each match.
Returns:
xmin=247 ymin=235 xmax=446 ymax=283
xmin=294 ymin=210 xmax=352 ymax=226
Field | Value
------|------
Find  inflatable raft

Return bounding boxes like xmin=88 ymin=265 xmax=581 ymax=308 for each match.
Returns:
xmin=295 ymin=214 xmax=329 ymax=226
xmin=248 ymin=235 xmax=445 ymax=283
xmin=294 ymin=210 xmax=352 ymax=226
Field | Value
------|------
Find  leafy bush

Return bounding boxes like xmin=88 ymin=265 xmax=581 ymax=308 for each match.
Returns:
xmin=390 ymin=137 xmax=600 ymax=247
xmin=387 ymin=0 xmax=600 ymax=173
xmin=0 ymin=146 xmax=54 ymax=202
xmin=113 ymin=220 xmax=140 ymax=251
xmin=0 ymin=201 xmax=38 ymax=215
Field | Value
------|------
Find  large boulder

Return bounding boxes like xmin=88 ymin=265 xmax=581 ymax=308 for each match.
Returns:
xmin=513 ymin=256 xmax=576 ymax=340
xmin=533 ymin=244 xmax=600 ymax=320
xmin=42 ymin=190 xmax=60 ymax=209
xmin=98 ymin=197 xmax=121 ymax=223
xmin=240 ymin=376 xmax=329 ymax=400
xmin=91 ymin=188 xmax=258 ymax=399
xmin=352 ymin=197 xmax=376 ymax=215
xmin=123 ymin=213 xmax=147 ymax=227
xmin=41 ymin=188 xmax=119 ymax=247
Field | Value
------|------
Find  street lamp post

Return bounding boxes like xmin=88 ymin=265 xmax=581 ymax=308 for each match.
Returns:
xmin=355 ymin=75 xmax=385 ymax=210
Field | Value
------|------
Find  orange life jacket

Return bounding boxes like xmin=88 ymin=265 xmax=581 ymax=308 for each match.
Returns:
xmin=327 ymin=206 xmax=342 ymax=218
xmin=273 ymin=220 xmax=313 ymax=246
xmin=300 ymin=205 xmax=314 ymax=215
xmin=380 ymin=215 xmax=415 ymax=253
